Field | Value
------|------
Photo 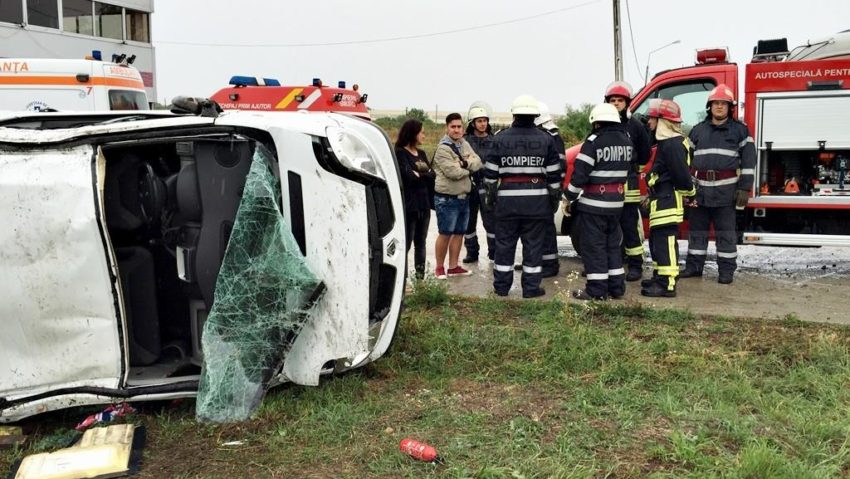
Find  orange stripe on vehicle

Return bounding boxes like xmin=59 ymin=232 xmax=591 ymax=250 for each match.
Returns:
xmin=275 ymin=88 xmax=303 ymax=109
xmin=0 ymin=75 xmax=145 ymax=89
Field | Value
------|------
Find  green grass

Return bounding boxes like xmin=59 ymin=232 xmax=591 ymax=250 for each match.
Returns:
xmin=4 ymin=297 xmax=850 ymax=478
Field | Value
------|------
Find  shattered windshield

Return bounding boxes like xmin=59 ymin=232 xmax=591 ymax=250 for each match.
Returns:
xmin=196 ymin=145 xmax=325 ymax=423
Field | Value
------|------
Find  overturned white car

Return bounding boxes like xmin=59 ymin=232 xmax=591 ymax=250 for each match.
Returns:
xmin=0 ymin=107 xmax=406 ymax=422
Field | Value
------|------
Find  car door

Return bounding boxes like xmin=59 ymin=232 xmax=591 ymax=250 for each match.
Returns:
xmin=0 ymin=143 xmax=125 ymax=410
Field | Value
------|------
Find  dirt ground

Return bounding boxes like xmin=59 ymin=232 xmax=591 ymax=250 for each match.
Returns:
xmin=415 ymin=213 xmax=850 ymax=324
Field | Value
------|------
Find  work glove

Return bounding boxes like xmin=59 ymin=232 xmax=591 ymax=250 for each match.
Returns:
xmin=735 ymin=189 xmax=749 ymax=210
xmin=639 ymin=196 xmax=651 ymax=216
xmin=548 ymin=188 xmax=561 ymax=213
xmin=481 ymin=182 xmax=498 ymax=213
xmin=560 ymin=198 xmax=571 ymax=216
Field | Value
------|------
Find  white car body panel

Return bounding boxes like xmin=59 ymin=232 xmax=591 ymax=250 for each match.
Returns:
xmin=0 ymin=145 xmax=123 ymax=400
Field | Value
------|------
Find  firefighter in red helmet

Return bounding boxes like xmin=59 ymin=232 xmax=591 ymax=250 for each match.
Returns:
xmin=603 ymin=81 xmax=651 ymax=282
xmin=680 ymin=84 xmax=756 ymax=284
xmin=641 ymin=99 xmax=696 ymax=297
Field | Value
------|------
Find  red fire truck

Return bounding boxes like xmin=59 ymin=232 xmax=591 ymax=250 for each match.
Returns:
xmin=210 ymin=76 xmax=370 ymax=120
xmin=561 ymin=31 xmax=850 ymax=247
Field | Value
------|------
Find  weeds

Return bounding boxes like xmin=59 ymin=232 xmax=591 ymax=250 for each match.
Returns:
xmin=3 ymin=297 xmax=850 ymax=478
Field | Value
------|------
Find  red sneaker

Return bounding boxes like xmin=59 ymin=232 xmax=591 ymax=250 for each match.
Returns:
xmin=434 ymin=266 xmax=447 ymax=280
xmin=446 ymin=266 xmax=472 ymax=277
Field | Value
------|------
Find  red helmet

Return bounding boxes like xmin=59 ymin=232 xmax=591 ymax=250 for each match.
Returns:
xmin=604 ymin=80 xmax=633 ymax=101
xmin=647 ymin=98 xmax=682 ymax=123
xmin=706 ymin=84 xmax=736 ymax=108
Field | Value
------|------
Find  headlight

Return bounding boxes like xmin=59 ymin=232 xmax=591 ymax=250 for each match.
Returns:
xmin=325 ymin=126 xmax=386 ymax=180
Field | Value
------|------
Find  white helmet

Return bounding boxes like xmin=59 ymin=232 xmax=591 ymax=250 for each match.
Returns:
xmin=468 ymin=106 xmax=489 ymax=121
xmin=589 ymin=103 xmax=621 ymax=124
xmin=510 ymin=94 xmax=540 ymax=116
xmin=534 ymin=101 xmax=558 ymax=131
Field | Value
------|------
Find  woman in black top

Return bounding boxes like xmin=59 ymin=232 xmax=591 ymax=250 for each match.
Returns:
xmin=395 ymin=119 xmax=434 ymax=279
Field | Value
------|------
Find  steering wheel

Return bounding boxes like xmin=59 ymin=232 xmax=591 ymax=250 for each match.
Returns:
xmin=137 ymin=163 xmax=166 ymax=225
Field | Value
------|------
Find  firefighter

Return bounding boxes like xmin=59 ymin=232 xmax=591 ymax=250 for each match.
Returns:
xmin=641 ymin=99 xmax=696 ymax=297
xmin=463 ymin=101 xmax=496 ymax=263
xmin=535 ymin=101 xmax=566 ymax=278
xmin=603 ymin=81 xmax=652 ymax=281
xmin=680 ymin=84 xmax=756 ymax=284
xmin=482 ymin=94 xmax=561 ymax=298
xmin=564 ymin=103 xmax=632 ymax=300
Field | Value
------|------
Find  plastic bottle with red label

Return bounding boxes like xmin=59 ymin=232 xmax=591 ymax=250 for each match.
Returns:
xmin=399 ymin=438 xmax=444 ymax=463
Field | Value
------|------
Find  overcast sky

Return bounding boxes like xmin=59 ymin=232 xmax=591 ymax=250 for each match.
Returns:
xmin=152 ymin=0 xmax=850 ymax=115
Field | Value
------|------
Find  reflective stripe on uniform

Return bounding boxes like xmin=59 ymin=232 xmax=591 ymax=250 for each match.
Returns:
xmin=688 ymin=249 xmax=707 ymax=255
xmin=523 ymin=265 xmax=542 ymax=273
xmin=487 ymin=233 xmax=496 ymax=239
xmin=694 ymin=148 xmax=738 ymax=157
xmin=740 ymin=168 xmax=755 ymax=175
xmin=497 ymin=189 xmax=548 ymax=197
xmin=625 ymin=245 xmax=644 ymax=256
xmin=549 ymin=182 xmax=561 ymax=189
xmin=484 ymin=163 xmax=500 ymax=171
xmin=484 ymin=178 xmax=498 ymax=184
xmin=587 ymin=273 xmax=608 ymax=280
xmin=576 ymin=153 xmax=595 ymax=166
xmin=500 ymin=166 xmax=546 ymax=174
xmin=697 ymin=177 xmax=739 ymax=187
xmin=464 ymin=233 xmax=477 ymax=239
xmin=545 ymin=164 xmax=562 ymax=172
xmin=608 ymin=268 xmax=625 ymax=276
xmin=587 ymin=134 xmax=597 ymax=141
xmin=717 ymin=251 xmax=738 ymax=258
xmin=740 ymin=136 xmax=754 ymax=147
xmin=494 ymin=264 xmax=513 ymax=272
xmin=542 ymin=253 xmax=558 ymax=260
xmin=567 ymin=183 xmax=582 ymax=194
xmin=577 ymin=197 xmax=624 ymax=208
xmin=589 ymin=170 xmax=628 ymax=178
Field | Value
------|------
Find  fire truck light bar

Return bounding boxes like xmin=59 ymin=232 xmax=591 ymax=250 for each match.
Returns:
xmin=229 ymin=76 xmax=281 ymax=87
xmin=696 ymin=48 xmax=728 ymax=64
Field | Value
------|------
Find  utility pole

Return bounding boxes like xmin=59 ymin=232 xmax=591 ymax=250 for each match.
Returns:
xmin=613 ymin=0 xmax=623 ymax=81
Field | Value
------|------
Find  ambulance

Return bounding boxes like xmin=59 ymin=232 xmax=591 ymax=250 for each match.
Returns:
xmin=0 ymin=55 xmax=149 ymax=112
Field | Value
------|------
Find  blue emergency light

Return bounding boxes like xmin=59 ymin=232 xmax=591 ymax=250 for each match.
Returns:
xmin=338 ymin=81 xmax=346 ymax=88
xmin=230 ymin=76 xmax=259 ymax=86
xmin=261 ymin=78 xmax=281 ymax=86
xmin=312 ymin=78 xmax=322 ymax=87
xmin=91 ymin=50 xmax=102 ymax=61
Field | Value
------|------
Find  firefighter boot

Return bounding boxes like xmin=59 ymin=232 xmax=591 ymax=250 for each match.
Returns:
xmin=641 ymin=279 xmax=676 ymax=298
xmin=718 ymin=272 xmax=734 ymax=284
xmin=523 ymin=287 xmax=546 ymax=299
xmin=626 ymin=264 xmax=643 ymax=282
xmin=640 ymin=271 xmax=659 ymax=288
xmin=678 ymin=267 xmax=703 ymax=278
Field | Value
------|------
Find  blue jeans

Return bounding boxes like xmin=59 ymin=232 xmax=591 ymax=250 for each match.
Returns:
xmin=434 ymin=194 xmax=469 ymax=235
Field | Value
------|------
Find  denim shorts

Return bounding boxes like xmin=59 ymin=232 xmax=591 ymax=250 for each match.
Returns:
xmin=434 ymin=194 xmax=469 ymax=235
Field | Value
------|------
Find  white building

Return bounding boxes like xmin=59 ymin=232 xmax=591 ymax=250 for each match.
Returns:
xmin=0 ymin=0 xmax=155 ymax=99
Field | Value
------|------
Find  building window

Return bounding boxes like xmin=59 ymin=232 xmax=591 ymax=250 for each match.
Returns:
xmin=63 ymin=0 xmax=93 ymax=35
xmin=27 ymin=0 xmax=59 ymax=28
xmin=125 ymin=8 xmax=148 ymax=43
xmin=94 ymin=2 xmax=121 ymax=39
xmin=0 ymin=1 xmax=24 ymax=24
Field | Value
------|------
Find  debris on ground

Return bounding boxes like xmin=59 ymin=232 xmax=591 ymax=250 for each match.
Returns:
xmin=75 ymin=403 xmax=136 ymax=431
xmin=11 ymin=424 xmax=145 ymax=479
xmin=0 ymin=426 xmax=27 ymax=449
xmin=399 ymin=438 xmax=444 ymax=464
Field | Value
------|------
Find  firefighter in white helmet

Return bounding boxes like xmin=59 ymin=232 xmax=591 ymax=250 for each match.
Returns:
xmin=680 ymin=84 xmax=755 ymax=284
xmin=482 ymin=94 xmax=561 ymax=298
xmin=641 ymin=99 xmax=696 ymax=297
xmin=564 ymin=103 xmax=633 ymax=300
xmin=462 ymin=101 xmax=496 ymax=263
xmin=534 ymin=101 xmax=565 ymax=278
xmin=603 ymin=81 xmax=652 ymax=282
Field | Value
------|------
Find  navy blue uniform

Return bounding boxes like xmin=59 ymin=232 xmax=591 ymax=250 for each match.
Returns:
xmin=621 ymin=114 xmax=652 ymax=276
xmin=540 ymin=129 xmax=566 ymax=277
xmin=484 ymin=117 xmax=561 ymax=297
xmin=565 ymin=123 xmax=632 ymax=299
xmin=463 ymin=133 xmax=496 ymax=261
xmin=683 ymin=118 xmax=755 ymax=280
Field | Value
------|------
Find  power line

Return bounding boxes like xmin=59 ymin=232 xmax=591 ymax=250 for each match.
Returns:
xmin=156 ymin=0 xmax=602 ymax=48
xmin=623 ymin=0 xmax=643 ymax=82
